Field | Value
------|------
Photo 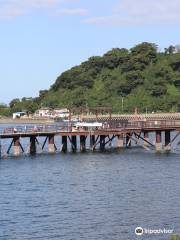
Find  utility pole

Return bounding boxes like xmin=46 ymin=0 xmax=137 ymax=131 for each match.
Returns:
xmin=146 ymin=107 xmax=148 ymax=117
xmin=121 ymin=97 xmax=124 ymax=113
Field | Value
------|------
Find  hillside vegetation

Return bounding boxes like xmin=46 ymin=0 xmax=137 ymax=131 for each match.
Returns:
xmin=2 ymin=42 xmax=180 ymax=115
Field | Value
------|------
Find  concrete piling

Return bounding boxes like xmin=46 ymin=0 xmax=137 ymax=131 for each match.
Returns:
xmin=48 ymin=135 xmax=55 ymax=153
xmin=13 ymin=136 xmax=21 ymax=156
xmin=144 ymin=131 xmax=149 ymax=147
xmin=156 ymin=130 xmax=162 ymax=152
xmin=117 ymin=135 xmax=124 ymax=148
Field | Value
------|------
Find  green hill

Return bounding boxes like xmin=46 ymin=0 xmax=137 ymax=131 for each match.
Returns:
xmin=8 ymin=42 xmax=180 ymax=114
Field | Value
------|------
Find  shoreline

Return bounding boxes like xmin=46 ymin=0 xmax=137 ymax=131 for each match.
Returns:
xmin=0 ymin=118 xmax=55 ymax=125
xmin=0 ymin=112 xmax=180 ymax=125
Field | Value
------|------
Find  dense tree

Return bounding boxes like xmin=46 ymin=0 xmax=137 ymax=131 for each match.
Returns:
xmin=164 ymin=45 xmax=176 ymax=54
xmin=9 ymin=98 xmax=20 ymax=108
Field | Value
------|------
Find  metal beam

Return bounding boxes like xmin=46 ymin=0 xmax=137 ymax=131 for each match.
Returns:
xmin=134 ymin=132 xmax=154 ymax=147
xmin=42 ymin=136 xmax=48 ymax=150
xmin=7 ymin=140 xmax=13 ymax=154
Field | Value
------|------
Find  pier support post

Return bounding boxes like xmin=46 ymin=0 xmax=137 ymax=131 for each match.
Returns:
xmin=117 ymin=135 xmax=124 ymax=148
xmin=30 ymin=136 xmax=36 ymax=155
xmin=80 ymin=136 xmax=86 ymax=152
xmin=126 ymin=133 xmax=131 ymax=147
xmin=100 ymin=135 xmax=106 ymax=151
xmin=71 ymin=136 xmax=77 ymax=152
xmin=61 ymin=136 xmax=67 ymax=153
xmin=90 ymin=135 xmax=95 ymax=150
xmin=156 ymin=130 xmax=162 ymax=152
xmin=144 ymin=131 xmax=149 ymax=147
xmin=13 ymin=136 xmax=21 ymax=156
xmin=48 ymin=135 xmax=55 ymax=153
xmin=164 ymin=130 xmax=171 ymax=151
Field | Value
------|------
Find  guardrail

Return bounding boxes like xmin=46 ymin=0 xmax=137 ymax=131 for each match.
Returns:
xmin=110 ymin=120 xmax=180 ymax=129
xmin=0 ymin=125 xmax=71 ymax=135
xmin=0 ymin=120 xmax=180 ymax=135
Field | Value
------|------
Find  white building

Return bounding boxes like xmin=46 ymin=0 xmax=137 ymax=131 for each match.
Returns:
xmin=53 ymin=108 xmax=69 ymax=118
xmin=13 ymin=112 xmax=27 ymax=119
xmin=34 ymin=107 xmax=52 ymax=118
xmin=34 ymin=107 xmax=69 ymax=118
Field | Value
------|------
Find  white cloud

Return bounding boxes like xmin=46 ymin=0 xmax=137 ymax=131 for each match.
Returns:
xmin=84 ymin=0 xmax=180 ymax=25
xmin=84 ymin=15 xmax=121 ymax=25
xmin=0 ymin=0 xmax=82 ymax=19
xmin=54 ymin=8 xmax=88 ymax=16
xmin=0 ymin=4 xmax=24 ymax=19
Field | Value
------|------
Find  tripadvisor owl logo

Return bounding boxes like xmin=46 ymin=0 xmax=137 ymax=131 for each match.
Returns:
xmin=135 ymin=227 xmax=143 ymax=236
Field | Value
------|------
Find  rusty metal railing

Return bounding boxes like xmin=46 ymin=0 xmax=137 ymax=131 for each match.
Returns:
xmin=0 ymin=120 xmax=180 ymax=136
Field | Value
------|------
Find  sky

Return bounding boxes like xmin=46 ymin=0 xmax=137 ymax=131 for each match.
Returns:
xmin=0 ymin=0 xmax=180 ymax=104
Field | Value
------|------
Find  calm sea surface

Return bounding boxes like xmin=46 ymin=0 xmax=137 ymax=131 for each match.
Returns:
xmin=0 ymin=151 xmax=180 ymax=240
xmin=0 ymin=125 xmax=180 ymax=239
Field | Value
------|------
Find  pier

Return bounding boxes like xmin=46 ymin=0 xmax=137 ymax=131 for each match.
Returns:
xmin=0 ymin=117 xmax=180 ymax=157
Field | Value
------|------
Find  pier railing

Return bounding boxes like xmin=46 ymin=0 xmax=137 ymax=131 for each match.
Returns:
xmin=0 ymin=125 xmax=70 ymax=135
xmin=120 ymin=120 xmax=180 ymax=129
xmin=105 ymin=119 xmax=180 ymax=130
xmin=0 ymin=120 xmax=180 ymax=136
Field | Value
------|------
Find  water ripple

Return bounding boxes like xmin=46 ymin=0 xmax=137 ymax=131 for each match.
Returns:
xmin=0 ymin=151 xmax=180 ymax=240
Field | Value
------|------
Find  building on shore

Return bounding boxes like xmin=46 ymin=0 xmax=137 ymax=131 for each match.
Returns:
xmin=13 ymin=112 xmax=27 ymax=119
xmin=34 ymin=107 xmax=52 ymax=118
xmin=53 ymin=108 xmax=69 ymax=118
xmin=34 ymin=107 xmax=69 ymax=119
